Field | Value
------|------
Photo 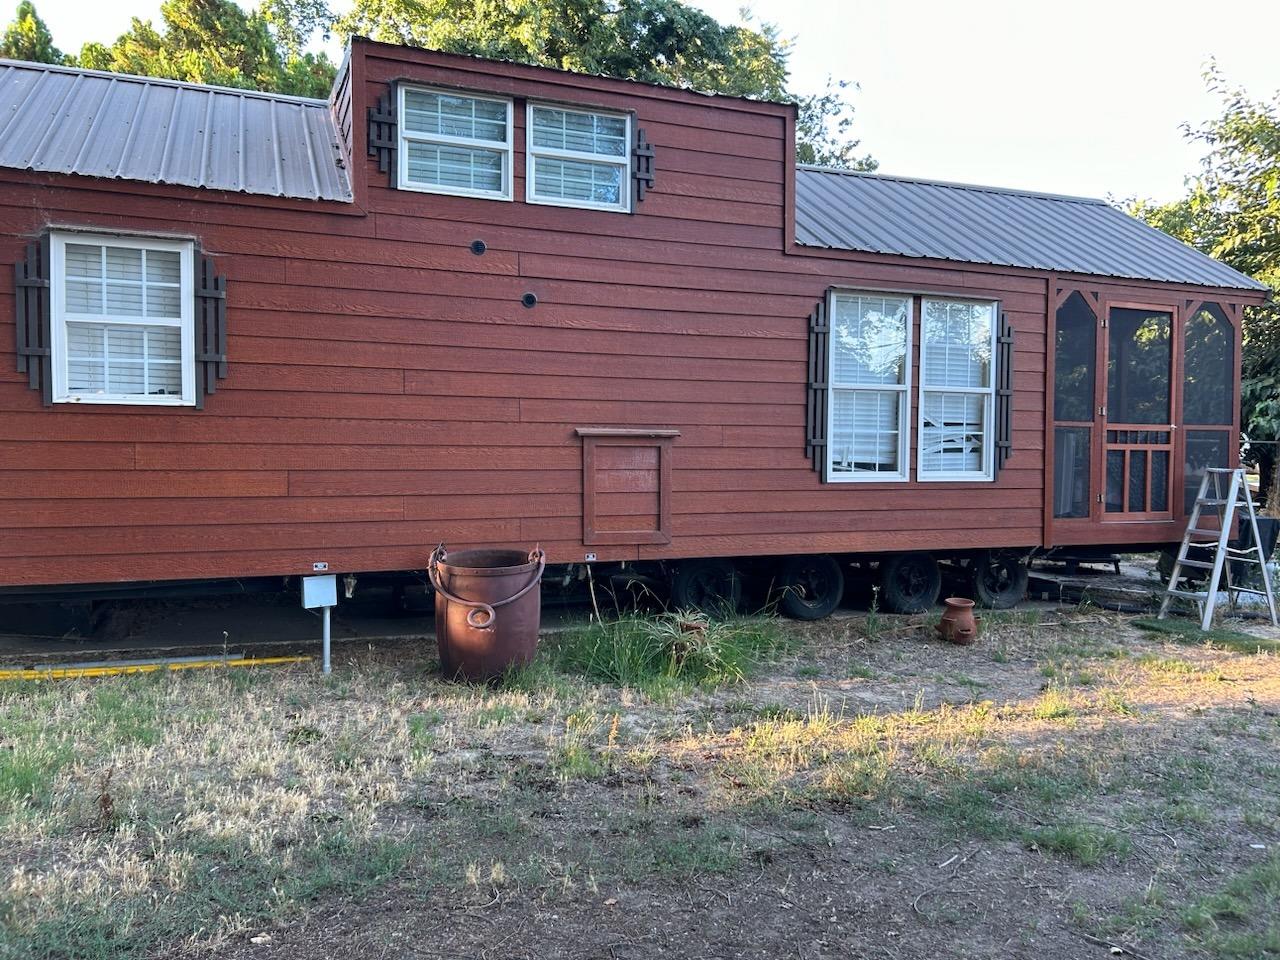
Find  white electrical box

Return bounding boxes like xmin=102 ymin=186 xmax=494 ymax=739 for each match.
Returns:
xmin=302 ymin=574 xmax=337 ymax=609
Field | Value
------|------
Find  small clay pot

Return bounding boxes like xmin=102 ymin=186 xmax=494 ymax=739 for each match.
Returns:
xmin=937 ymin=597 xmax=979 ymax=645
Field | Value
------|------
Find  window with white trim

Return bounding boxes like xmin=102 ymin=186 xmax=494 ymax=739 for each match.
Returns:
xmin=918 ymin=298 xmax=997 ymax=480
xmin=827 ymin=291 xmax=912 ymax=481
xmin=398 ymin=86 xmax=513 ymax=199
xmin=526 ymin=103 xmax=631 ymax=212
xmin=50 ymin=233 xmax=195 ymax=405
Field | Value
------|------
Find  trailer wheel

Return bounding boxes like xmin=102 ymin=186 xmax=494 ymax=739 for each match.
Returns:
xmin=970 ymin=550 xmax=1029 ymax=609
xmin=670 ymin=558 xmax=742 ymax=616
xmin=878 ymin=553 xmax=941 ymax=614
xmin=778 ymin=555 xmax=844 ymax=620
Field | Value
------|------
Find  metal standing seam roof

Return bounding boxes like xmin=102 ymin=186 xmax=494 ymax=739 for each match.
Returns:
xmin=795 ymin=166 xmax=1266 ymax=291
xmin=0 ymin=59 xmax=352 ymax=203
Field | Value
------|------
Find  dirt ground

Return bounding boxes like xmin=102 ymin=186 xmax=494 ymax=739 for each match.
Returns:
xmin=3 ymin=607 xmax=1278 ymax=960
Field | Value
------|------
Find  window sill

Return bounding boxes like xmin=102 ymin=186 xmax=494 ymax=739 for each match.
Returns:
xmin=526 ymin=193 xmax=630 ymax=214
xmin=55 ymin=395 xmax=195 ymax=407
xmin=396 ymin=180 xmax=513 ymax=202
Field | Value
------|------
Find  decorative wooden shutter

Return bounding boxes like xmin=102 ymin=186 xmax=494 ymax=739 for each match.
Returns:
xmin=367 ymin=85 xmax=398 ymax=187
xmin=805 ymin=298 xmax=830 ymax=478
xmin=194 ymin=253 xmax=228 ymax=409
xmin=995 ymin=309 xmax=1014 ymax=473
xmin=14 ymin=237 xmax=52 ymax=406
xmin=632 ymin=127 xmax=655 ymax=203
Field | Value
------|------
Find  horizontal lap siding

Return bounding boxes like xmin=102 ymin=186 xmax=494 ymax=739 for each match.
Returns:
xmin=0 ymin=45 xmax=1050 ymax=587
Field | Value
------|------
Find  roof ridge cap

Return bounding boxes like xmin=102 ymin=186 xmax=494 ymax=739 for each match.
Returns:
xmin=0 ymin=57 xmax=329 ymax=107
xmin=796 ymin=164 xmax=1105 ymax=205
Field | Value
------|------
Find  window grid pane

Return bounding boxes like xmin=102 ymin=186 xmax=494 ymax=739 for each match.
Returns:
xmin=66 ymin=321 xmax=183 ymax=397
xmin=62 ymin=243 xmax=182 ymax=321
xmin=922 ymin=299 xmax=993 ymax=388
xmin=830 ymin=294 xmax=910 ymax=386
xmin=532 ymin=156 xmax=622 ymax=205
xmin=830 ymin=388 xmax=903 ymax=475
xmin=403 ymin=90 xmax=507 ymax=142
xmin=530 ymin=106 xmax=627 ymax=157
xmin=405 ymin=141 xmax=505 ymax=193
xmin=921 ymin=391 xmax=987 ymax=474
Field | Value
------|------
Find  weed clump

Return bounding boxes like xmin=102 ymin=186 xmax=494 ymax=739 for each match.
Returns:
xmin=546 ymin=611 xmax=786 ymax=693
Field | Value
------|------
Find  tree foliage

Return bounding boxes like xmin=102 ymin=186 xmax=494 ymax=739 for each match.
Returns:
xmin=333 ymin=0 xmax=873 ymax=166
xmin=1132 ymin=66 xmax=1280 ymax=490
xmin=1 ymin=0 xmax=872 ymax=164
xmin=0 ymin=0 xmax=62 ymax=63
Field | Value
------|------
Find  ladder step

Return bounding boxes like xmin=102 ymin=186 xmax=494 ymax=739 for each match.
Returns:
xmin=1233 ymin=587 xmax=1274 ymax=597
xmin=1165 ymin=588 xmax=1210 ymax=600
xmin=1176 ymin=559 xmax=1215 ymax=570
xmin=1188 ymin=530 xmax=1227 ymax=538
xmin=1196 ymin=498 xmax=1233 ymax=506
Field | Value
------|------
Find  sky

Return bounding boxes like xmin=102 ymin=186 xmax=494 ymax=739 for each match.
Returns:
xmin=21 ymin=0 xmax=1280 ymax=203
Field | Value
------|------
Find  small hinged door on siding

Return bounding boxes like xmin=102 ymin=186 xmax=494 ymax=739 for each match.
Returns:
xmin=577 ymin=428 xmax=678 ymax=546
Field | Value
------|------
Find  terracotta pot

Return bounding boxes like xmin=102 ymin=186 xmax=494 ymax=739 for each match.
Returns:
xmin=937 ymin=597 xmax=979 ymax=645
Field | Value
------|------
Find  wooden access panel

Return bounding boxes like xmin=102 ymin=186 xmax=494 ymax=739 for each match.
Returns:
xmin=577 ymin=428 xmax=677 ymax=546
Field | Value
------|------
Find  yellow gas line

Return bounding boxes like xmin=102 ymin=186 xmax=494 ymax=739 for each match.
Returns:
xmin=0 ymin=655 xmax=312 ymax=681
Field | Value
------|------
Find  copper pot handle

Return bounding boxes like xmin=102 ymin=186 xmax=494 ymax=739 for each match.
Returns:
xmin=427 ymin=544 xmax=545 ymax=631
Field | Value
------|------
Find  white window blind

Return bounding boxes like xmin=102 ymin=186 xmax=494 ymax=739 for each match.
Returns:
xmin=919 ymin=298 xmax=996 ymax=480
xmin=827 ymin=292 xmax=912 ymax=481
xmin=527 ymin=104 xmax=630 ymax=211
xmin=52 ymin=234 xmax=194 ymax=405
xmin=399 ymin=87 xmax=513 ymax=199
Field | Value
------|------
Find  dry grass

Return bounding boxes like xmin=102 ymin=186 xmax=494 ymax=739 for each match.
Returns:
xmin=1 ymin=609 xmax=1278 ymax=959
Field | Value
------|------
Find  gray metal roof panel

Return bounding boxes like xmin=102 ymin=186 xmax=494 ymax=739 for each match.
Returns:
xmin=0 ymin=59 xmax=352 ymax=202
xmin=795 ymin=167 xmax=1265 ymax=291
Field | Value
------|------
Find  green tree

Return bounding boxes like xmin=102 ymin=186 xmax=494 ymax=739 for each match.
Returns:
xmin=334 ymin=0 xmax=873 ymax=167
xmin=74 ymin=0 xmax=335 ymax=98
xmin=1133 ymin=65 xmax=1280 ymax=504
xmin=0 ymin=1 xmax=63 ymax=63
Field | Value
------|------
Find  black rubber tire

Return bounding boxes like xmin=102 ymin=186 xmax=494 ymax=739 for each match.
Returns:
xmin=670 ymin=558 xmax=742 ymax=616
xmin=878 ymin=553 xmax=942 ymax=614
xmin=970 ymin=550 xmax=1030 ymax=609
xmin=778 ymin=555 xmax=845 ymax=621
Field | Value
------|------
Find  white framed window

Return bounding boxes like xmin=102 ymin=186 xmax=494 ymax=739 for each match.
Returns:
xmin=50 ymin=232 xmax=195 ymax=406
xmin=918 ymin=297 xmax=998 ymax=481
xmin=398 ymin=85 xmax=513 ymax=199
xmin=526 ymin=103 xmax=631 ymax=212
xmin=826 ymin=290 xmax=913 ymax=482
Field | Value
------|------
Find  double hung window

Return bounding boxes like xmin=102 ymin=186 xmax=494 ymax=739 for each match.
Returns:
xmin=50 ymin=232 xmax=195 ymax=405
xmin=526 ymin=104 xmax=631 ymax=212
xmin=918 ymin=298 xmax=997 ymax=480
xmin=827 ymin=292 xmax=912 ymax=481
xmin=398 ymin=86 xmax=513 ymax=199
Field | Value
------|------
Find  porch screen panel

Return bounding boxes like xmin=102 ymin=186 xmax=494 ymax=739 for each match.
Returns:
xmin=1185 ymin=430 xmax=1231 ymax=514
xmin=1053 ymin=426 xmax=1091 ymax=518
xmin=1183 ymin=304 xmax=1234 ymax=426
xmin=1053 ymin=292 xmax=1096 ymax=518
xmin=1107 ymin=307 xmax=1171 ymax=424
xmin=1054 ymin=292 xmax=1096 ymax=423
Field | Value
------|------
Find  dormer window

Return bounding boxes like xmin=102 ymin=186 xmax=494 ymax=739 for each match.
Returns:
xmin=526 ymin=104 xmax=631 ymax=212
xmin=397 ymin=86 xmax=513 ymax=199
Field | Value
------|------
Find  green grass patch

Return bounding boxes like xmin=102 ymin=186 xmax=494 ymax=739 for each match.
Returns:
xmin=544 ymin=611 xmax=787 ymax=694
xmin=1023 ymin=822 xmax=1130 ymax=866
xmin=1132 ymin=617 xmax=1280 ymax=654
xmin=0 ymin=742 xmax=72 ymax=816
xmin=1181 ymin=854 xmax=1280 ymax=957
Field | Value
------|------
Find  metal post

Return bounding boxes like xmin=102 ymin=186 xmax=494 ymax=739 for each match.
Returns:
xmin=322 ymin=605 xmax=331 ymax=675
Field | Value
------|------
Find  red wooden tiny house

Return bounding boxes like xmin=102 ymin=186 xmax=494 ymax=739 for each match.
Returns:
xmin=0 ymin=39 xmax=1267 ymax=617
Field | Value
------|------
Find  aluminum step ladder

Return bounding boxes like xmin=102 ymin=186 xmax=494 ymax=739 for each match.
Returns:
xmin=1158 ymin=467 xmax=1278 ymax=630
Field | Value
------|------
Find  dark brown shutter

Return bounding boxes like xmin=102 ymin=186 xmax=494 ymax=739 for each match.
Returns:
xmin=194 ymin=253 xmax=227 ymax=410
xmin=632 ymin=127 xmax=655 ymax=204
xmin=805 ymin=298 xmax=830 ymax=478
xmin=367 ymin=85 xmax=398 ymax=188
xmin=995 ymin=309 xmax=1014 ymax=472
xmin=14 ymin=237 xmax=52 ymax=406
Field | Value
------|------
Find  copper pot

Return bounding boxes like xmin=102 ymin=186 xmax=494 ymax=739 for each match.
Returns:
xmin=937 ymin=597 xmax=979 ymax=645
